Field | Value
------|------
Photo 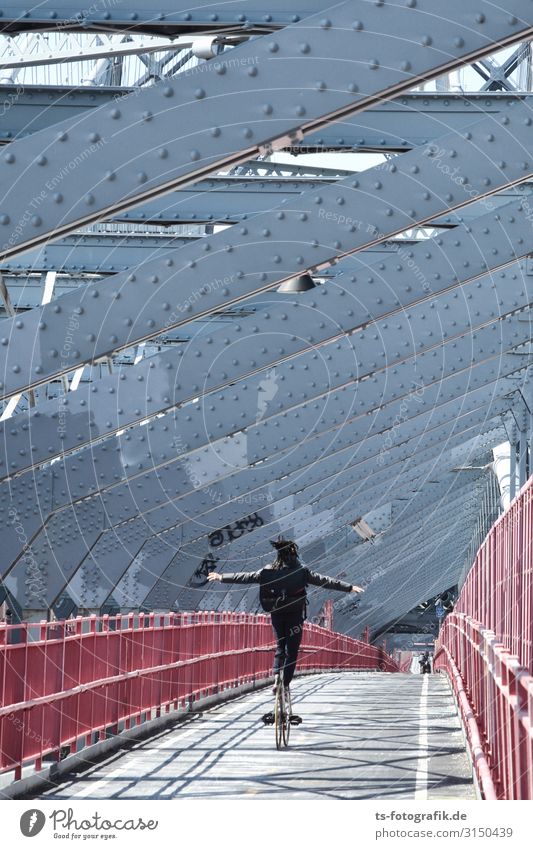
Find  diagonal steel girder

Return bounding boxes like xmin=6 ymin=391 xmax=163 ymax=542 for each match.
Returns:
xmin=5 ymin=355 xmax=521 ymax=612
xmin=71 ymin=474 xmax=474 ymax=611
xmin=3 ymin=361 xmax=513 ymax=610
xmin=108 ymin=180 xmax=532 ymax=226
xmin=3 ymin=0 xmax=527 ymax=263
xmin=177 ymin=486 xmax=481 ymax=624
xmin=61 ymin=360 xmax=526 ymax=611
xmin=3 ymin=191 xmax=533 ymax=479
xmin=332 ymin=522 xmax=482 ymax=635
xmin=41 ymin=338 xmax=531 ymax=611
xmin=229 ymin=481 xmax=488 ymax=624
xmin=0 ymin=86 xmax=528 ymax=154
xmin=1 ymin=233 xmax=200 ymax=276
xmin=201 ymin=460 xmax=497 ymax=620
xmin=140 ymin=424 xmax=504 ymax=614
xmin=1 ymin=297 xmax=530 ymax=609
xmin=68 ymin=419 xmax=502 ymax=613
xmin=3 ymin=92 xmax=533 ymax=403
xmin=96 ymin=407 xmax=511 ymax=604
xmin=1 ymin=1 xmax=530 ymax=38
xmin=1 ymin=264 xmax=530 ymax=563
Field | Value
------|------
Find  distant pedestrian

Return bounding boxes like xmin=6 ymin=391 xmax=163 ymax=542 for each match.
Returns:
xmin=419 ymin=650 xmax=431 ymax=674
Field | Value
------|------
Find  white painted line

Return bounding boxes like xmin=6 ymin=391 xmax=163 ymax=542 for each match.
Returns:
xmin=414 ymin=675 xmax=429 ymax=800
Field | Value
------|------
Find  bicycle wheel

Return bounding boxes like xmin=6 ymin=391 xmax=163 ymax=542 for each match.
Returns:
xmin=282 ymin=687 xmax=291 ymax=747
xmin=274 ymin=680 xmax=283 ymax=750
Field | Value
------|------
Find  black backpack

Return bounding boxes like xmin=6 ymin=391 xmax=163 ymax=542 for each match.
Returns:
xmin=259 ymin=565 xmax=307 ymax=614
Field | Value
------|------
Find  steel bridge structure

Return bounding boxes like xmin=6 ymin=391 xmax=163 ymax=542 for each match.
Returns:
xmin=0 ymin=0 xmax=532 ymax=638
xmin=0 ymin=0 xmax=533 ymax=803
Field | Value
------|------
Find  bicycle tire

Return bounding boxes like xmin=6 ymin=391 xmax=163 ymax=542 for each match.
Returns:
xmin=274 ymin=680 xmax=283 ymax=750
xmin=282 ymin=687 xmax=291 ymax=747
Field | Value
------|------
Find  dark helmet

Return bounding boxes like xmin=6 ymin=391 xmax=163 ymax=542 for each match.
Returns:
xmin=270 ymin=537 xmax=299 ymax=556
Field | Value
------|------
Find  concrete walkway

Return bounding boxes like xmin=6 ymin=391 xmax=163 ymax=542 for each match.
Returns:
xmin=39 ymin=672 xmax=476 ymax=801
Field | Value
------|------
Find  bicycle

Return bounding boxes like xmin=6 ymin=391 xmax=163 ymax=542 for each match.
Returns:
xmin=263 ymin=675 xmax=302 ymax=748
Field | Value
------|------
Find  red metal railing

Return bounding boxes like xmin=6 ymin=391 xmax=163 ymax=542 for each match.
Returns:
xmin=456 ymin=475 xmax=533 ymax=673
xmin=392 ymin=650 xmax=415 ymax=673
xmin=435 ymin=613 xmax=533 ymax=800
xmin=0 ymin=611 xmax=398 ymax=780
xmin=435 ymin=475 xmax=533 ymax=800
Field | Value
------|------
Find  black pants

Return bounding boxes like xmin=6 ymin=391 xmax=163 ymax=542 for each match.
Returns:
xmin=271 ymin=612 xmax=304 ymax=686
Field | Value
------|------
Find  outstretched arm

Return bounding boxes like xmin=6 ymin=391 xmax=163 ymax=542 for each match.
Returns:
xmin=306 ymin=570 xmax=364 ymax=593
xmin=207 ymin=570 xmax=263 ymax=585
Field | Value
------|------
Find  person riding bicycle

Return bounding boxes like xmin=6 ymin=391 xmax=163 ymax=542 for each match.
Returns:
xmin=419 ymin=650 xmax=431 ymax=674
xmin=207 ymin=538 xmax=363 ymax=697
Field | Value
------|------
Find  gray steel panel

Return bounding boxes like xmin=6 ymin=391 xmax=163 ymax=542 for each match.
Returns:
xmin=60 ymin=358 xmax=524 ymax=610
xmin=0 ymin=86 xmax=527 ymax=153
xmin=3 ymin=194 xmax=533 ymax=478
xmin=4 ymin=403 xmax=506 ymax=609
xmin=3 ymin=233 xmax=198 ymax=275
xmin=2 ymin=271 xmax=530 ymax=519
xmin=2 ymin=0 xmax=525 ymax=262
xmin=144 ymin=424 xmax=503 ymax=611
xmin=3 ymin=93 xmax=533 ymax=401
xmin=1 ymin=305 xmax=530 ymax=599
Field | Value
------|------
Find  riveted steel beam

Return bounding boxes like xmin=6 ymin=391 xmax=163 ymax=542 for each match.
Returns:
xmin=60 ymin=350 xmax=528 ymax=610
xmin=1 ymin=295 xmax=530 ymax=604
xmin=1 ymin=232 xmax=199 ymax=276
xmin=209 ymin=463 xmax=494 ymax=617
xmin=100 ymin=428 xmax=494 ymax=608
xmin=152 ymin=466 xmax=488 ymax=610
xmin=1 ymin=1 xmax=530 ymax=41
xmin=3 ymin=191 xmax=533 ymax=478
xmin=3 ymin=372 xmax=511 ymax=610
xmin=4 ymin=90 xmax=533 ymax=402
xmin=1 ymin=85 xmax=529 ymax=153
xmin=110 ymin=182 xmax=533 ymax=226
xmin=0 ymin=1 xmax=330 ymax=35
xmin=113 ymin=183 xmax=532 ymax=227
xmin=3 ymin=0 xmax=528 ymax=264
xmin=249 ymin=486 xmax=485 ymax=622
xmin=2 ymin=297 xmax=530 ymax=614
xmin=125 ymin=412 xmax=506 ymax=612
xmin=142 ymin=424 xmax=504 ymax=613
xmin=0 ymin=237 xmax=417 ymax=279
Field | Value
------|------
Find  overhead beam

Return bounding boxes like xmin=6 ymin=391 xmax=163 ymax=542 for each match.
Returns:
xmin=1 ymin=297 xmax=530 ymax=614
xmin=4 ymin=95 xmax=533 ymax=403
xmin=2 ymin=191 xmax=532 ymax=477
xmin=140 ymin=424 xmax=503 ymax=614
xmin=0 ymin=85 xmax=528 ymax=152
xmin=10 ymin=411 xmax=505 ymax=611
xmin=1 ymin=1 xmax=532 ymax=264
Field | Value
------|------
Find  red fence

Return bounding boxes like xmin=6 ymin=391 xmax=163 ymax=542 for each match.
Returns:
xmin=455 ymin=475 xmax=533 ymax=673
xmin=0 ymin=611 xmax=397 ymax=781
xmin=392 ymin=651 xmax=415 ymax=673
xmin=435 ymin=475 xmax=533 ymax=800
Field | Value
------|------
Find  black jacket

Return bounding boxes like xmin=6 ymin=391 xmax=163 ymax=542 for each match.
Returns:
xmin=220 ymin=564 xmax=353 ymax=616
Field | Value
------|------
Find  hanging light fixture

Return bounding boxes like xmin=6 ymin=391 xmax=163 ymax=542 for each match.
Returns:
xmin=277 ymin=273 xmax=316 ymax=293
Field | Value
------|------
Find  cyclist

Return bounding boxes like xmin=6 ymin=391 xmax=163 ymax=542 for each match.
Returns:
xmin=207 ymin=538 xmax=363 ymax=696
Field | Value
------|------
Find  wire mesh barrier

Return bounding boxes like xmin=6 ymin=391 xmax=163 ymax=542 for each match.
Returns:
xmin=435 ymin=475 xmax=533 ymax=800
xmin=0 ymin=611 xmax=398 ymax=781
